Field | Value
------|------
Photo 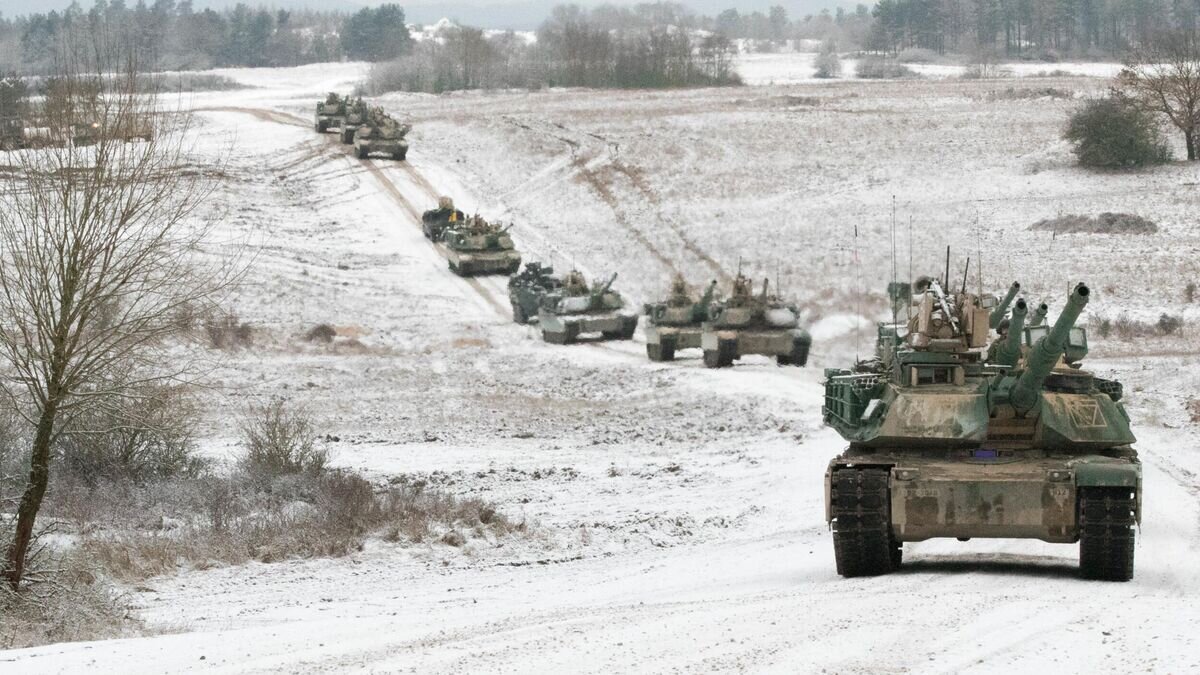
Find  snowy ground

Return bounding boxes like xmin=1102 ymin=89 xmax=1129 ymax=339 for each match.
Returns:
xmin=4 ymin=62 xmax=1200 ymax=673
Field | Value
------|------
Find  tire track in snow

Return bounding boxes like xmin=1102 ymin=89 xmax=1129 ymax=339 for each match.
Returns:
xmin=203 ymin=105 xmax=511 ymax=320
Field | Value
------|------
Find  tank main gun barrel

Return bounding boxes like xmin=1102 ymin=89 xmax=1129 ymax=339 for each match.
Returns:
xmin=990 ymin=282 xmax=1021 ymax=329
xmin=995 ymin=298 xmax=1028 ymax=367
xmin=1028 ymin=302 xmax=1049 ymax=327
xmin=594 ymin=272 xmax=618 ymax=297
xmin=1010 ymin=283 xmax=1089 ymax=413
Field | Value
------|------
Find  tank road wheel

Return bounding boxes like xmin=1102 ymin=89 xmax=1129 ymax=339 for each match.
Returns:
xmin=717 ymin=338 xmax=736 ymax=367
xmin=648 ymin=336 xmax=676 ymax=362
xmin=543 ymin=323 xmax=578 ymax=345
xmin=1079 ymin=487 xmax=1136 ymax=581
xmin=621 ymin=316 xmax=638 ymax=340
xmin=831 ymin=467 xmax=897 ymax=578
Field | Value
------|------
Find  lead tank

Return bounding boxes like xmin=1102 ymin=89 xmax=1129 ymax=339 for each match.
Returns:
xmin=700 ymin=273 xmax=811 ymax=368
xmin=538 ymin=271 xmax=638 ymax=344
xmin=643 ymin=275 xmax=717 ymax=362
xmin=442 ymin=215 xmax=521 ymax=276
xmin=822 ymin=280 xmax=1139 ymax=580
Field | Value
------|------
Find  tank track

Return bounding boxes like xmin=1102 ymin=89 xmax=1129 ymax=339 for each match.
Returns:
xmin=1079 ymin=487 xmax=1136 ymax=581
xmin=830 ymin=467 xmax=899 ymax=577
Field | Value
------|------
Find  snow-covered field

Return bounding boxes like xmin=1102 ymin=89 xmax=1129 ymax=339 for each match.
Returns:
xmin=5 ymin=59 xmax=1200 ymax=673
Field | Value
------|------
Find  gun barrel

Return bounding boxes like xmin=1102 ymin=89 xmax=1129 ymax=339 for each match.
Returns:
xmin=995 ymin=298 xmax=1028 ymax=367
xmin=1029 ymin=302 xmax=1049 ymax=327
xmin=989 ymin=281 xmax=1021 ymax=329
xmin=596 ymin=272 xmax=618 ymax=296
xmin=1011 ymin=284 xmax=1089 ymax=412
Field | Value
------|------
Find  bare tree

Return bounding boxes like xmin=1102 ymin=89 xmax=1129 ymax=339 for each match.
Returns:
xmin=0 ymin=32 xmax=232 ymax=590
xmin=1119 ymin=31 xmax=1200 ymax=161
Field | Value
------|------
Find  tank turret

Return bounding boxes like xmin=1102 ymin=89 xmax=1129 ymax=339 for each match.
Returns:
xmin=989 ymin=281 xmax=1021 ymax=329
xmin=1010 ymin=283 xmax=1088 ymax=413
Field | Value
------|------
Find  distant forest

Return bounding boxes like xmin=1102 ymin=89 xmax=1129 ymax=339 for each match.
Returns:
xmin=1 ymin=1 xmax=1198 ymax=78
xmin=0 ymin=2 xmax=412 ymax=73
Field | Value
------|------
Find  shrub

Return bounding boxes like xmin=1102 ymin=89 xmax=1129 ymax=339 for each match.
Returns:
xmin=56 ymin=385 xmax=206 ymax=486
xmin=813 ymin=41 xmax=841 ymax=79
xmin=204 ymin=311 xmax=253 ymax=350
xmin=1157 ymin=313 xmax=1183 ymax=336
xmin=1185 ymin=282 xmax=1196 ymax=304
xmin=240 ymin=399 xmax=327 ymax=478
xmin=1064 ymin=96 xmax=1172 ymax=169
xmin=306 ymin=324 xmax=337 ymax=343
xmin=856 ymin=58 xmax=916 ymax=79
xmin=1029 ymin=212 xmax=1158 ymax=235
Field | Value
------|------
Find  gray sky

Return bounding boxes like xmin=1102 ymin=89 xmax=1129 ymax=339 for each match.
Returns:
xmin=2 ymin=0 xmax=862 ymax=30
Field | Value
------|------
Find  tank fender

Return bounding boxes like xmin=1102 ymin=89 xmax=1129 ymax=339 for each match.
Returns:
xmin=1073 ymin=461 xmax=1140 ymax=488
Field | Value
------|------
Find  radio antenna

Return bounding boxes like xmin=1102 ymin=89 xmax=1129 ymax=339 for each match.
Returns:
xmin=961 ymin=257 xmax=970 ymax=295
xmin=891 ymin=196 xmax=898 ymax=325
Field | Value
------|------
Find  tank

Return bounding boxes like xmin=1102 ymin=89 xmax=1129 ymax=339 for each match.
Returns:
xmin=338 ymin=98 xmax=369 ymax=144
xmin=700 ymin=273 xmax=811 ymax=368
xmin=643 ymin=275 xmax=718 ymax=361
xmin=822 ymin=280 xmax=1139 ymax=581
xmin=538 ymin=271 xmax=639 ymax=344
xmin=0 ymin=115 xmax=26 ymax=150
xmin=353 ymin=107 xmax=409 ymax=160
xmin=314 ymin=92 xmax=347 ymax=133
xmin=442 ymin=215 xmax=521 ymax=276
xmin=508 ymin=262 xmax=562 ymax=324
xmin=421 ymin=197 xmax=465 ymax=241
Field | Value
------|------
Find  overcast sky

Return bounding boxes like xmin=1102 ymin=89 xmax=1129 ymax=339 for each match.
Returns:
xmin=2 ymin=0 xmax=861 ymax=30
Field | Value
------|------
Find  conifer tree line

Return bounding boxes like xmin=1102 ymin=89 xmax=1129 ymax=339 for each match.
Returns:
xmin=864 ymin=0 xmax=1200 ymax=58
xmin=0 ymin=1 xmax=412 ymax=73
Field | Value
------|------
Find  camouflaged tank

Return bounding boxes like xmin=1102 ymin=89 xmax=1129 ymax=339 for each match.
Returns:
xmin=314 ymin=92 xmax=347 ymax=133
xmin=353 ymin=107 xmax=409 ymax=160
xmin=538 ymin=271 xmax=638 ymax=344
xmin=823 ymin=280 xmax=1139 ymax=581
xmin=700 ymin=273 xmax=811 ymax=368
xmin=643 ymin=275 xmax=718 ymax=362
xmin=422 ymin=197 xmax=465 ymax=241
xmin=508 ymin=262 xmax=562 ymax=324
xmin=442 ymin=215 xmax=521 ymax=276
xmin=0 ymin=115 xmax=25 ymax=150
xmin=338 ymin=97 xmax=369 ymax=144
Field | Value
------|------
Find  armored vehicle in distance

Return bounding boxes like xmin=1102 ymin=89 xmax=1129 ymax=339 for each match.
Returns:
xmin=700 ymin=274 xmax=811 ymax=368
xmin=509 ymin=262 xmax=562 ymax=324
xmin=422 ymin=196 xmax=465 ymax=241
xmin=442 ymin=215 xmax=521 ymax=276
xmin=538 ymin=271 xmax=638 ymax=344
xmin=822 ymin=280 xmax=1139 ymax=581
xmin=338 ymin=98 xmax=369 ymax=144
xmin=643 ymin=275 xmax=717 ymax=362
xmin=353 ymin=107 xmax=409 ymax=160
xmin=314 ymin=92 xmax=346 ymax=133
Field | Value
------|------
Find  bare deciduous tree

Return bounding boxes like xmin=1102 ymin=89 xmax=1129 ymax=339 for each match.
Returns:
xmin=0 ymin=36 xmax=232 ymax=590
xmin=1119 ymin=31 xmax=1200 ymax=161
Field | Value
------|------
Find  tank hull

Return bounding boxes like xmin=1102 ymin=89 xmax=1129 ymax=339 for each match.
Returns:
xmin=700 ymin=327 xmax=811 ymax=367
xmin=447 ymin=249 xmax=521 ymax=276
xmin=825 ymin=451 xmax=1141 ymax=544
xmin=538 ymin=310 xmax=638 ymax=344
xmin=354 ymin=138 xmax=408 ymax=160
